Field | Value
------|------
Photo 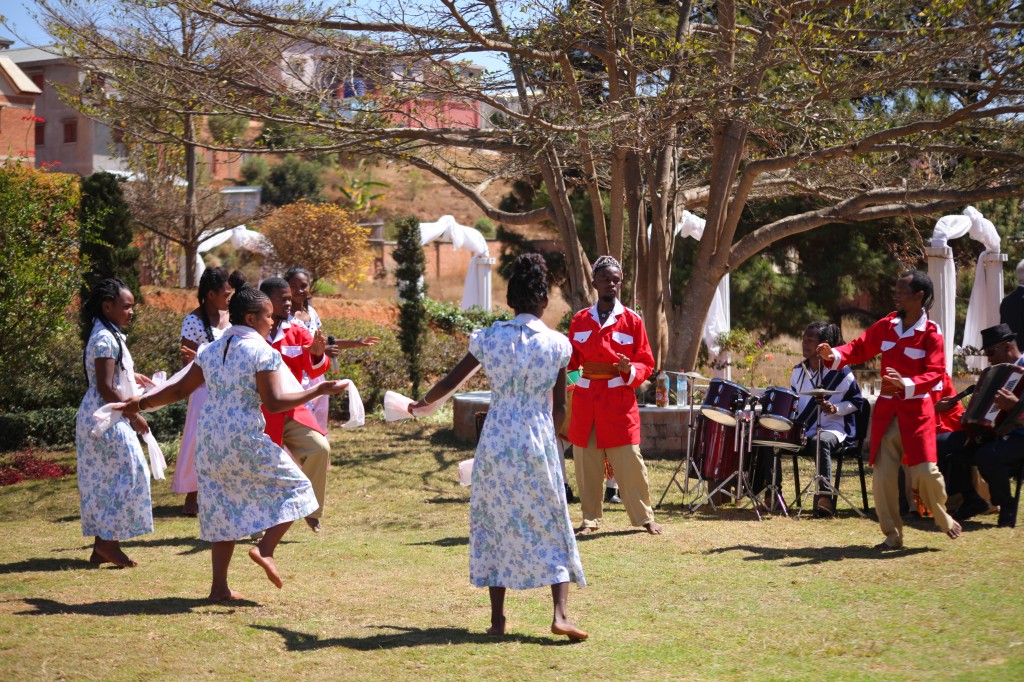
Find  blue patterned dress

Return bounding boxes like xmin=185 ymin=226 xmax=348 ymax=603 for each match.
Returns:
xmin=193 ymin=332 xmax=319 ymax=542
xmin=468 ymin=315 xmax=585 ymax=589
xmin=75 ymin=323 xmax=153 ymax=540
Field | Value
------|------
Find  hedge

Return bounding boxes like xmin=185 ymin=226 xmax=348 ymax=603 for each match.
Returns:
xmin=0 ymin=402 xmax=188 ymax=452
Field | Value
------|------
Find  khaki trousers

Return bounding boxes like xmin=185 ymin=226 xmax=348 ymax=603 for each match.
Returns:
xmin=283 ymin=418 xmax=330 ymax=520
xmin=874 ymin=417 xmax=954 ymax=547
xmin=575 ymin=428 xmax=655 ymax=528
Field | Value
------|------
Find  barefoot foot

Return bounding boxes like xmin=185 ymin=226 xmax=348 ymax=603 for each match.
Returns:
xmin=947 ymin=520 xmax=963 ymax=539
xmin=183 ymin=492 xmax=199 ymax=517
xmin=574 ymin=525 xmax=598 ymax=537
xmin=486 ymin=617 xmax=506 ymax=636
xmin=208 ymin=588 xmax=245 ymax=602
xmin=248 ymin=546 xmax=282 ymax=588
xmin=93 ymin=542 xmax=138 ymax=568
xmin=305 ymin=517 xmax=322 ymax=533
xmin=644 ymin=521 xmax=663 ymax=535
xmin=551 ymin=622 xmax=588 ymax=641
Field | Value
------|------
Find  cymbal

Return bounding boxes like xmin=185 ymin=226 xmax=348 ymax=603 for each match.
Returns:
xmin=799 ymin=388 xmax=839 ymax=397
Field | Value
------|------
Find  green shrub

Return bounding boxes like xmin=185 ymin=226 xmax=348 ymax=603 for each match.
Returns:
xmin=0 ymin=403 xmax=187 ymax=452
xmin=423 ymin=298 xmax=511 ymax=334
xmin=127 ymin=304 xmax=186 ymax=378
xmin=392 ymin=215 xmax=427 ymax=397
xmin=474 ymin=217 xmax=496 ymax=238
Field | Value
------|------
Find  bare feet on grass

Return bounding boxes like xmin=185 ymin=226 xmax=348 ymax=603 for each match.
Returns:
xmin=574 ymin=525 xmax=598 ymax=536
xmin=208 ymin=588 xmax=245 ymax=602
xmin=248 ymin=546 xmax=282 ymax=588
xmin=183 ymin=492 xmax=198 ymax=517
xmin=644 ymin=521 xmax=663 ymax=535
xmin=91 ymin=540 xmax=137 ymax=568
xmin=486 ymin=616 xmax=506 ymax=636
xmin=551 ymin=619 xmax=588 ymax=641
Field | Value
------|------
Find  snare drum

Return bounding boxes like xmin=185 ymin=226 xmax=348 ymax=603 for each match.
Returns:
xmin=700 ymin=379 xmax=750 ymax=426
xmin=690 ymin=414 xmax=740 ymax=481
xmin=751 ymin=421 xmax=807 ymax=452
xmin=758 ymin=386 xmax=800 ymax=431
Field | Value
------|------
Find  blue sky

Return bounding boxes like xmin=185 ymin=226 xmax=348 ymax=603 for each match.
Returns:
xmin=1 ymin=3 xmax=51 ymax=47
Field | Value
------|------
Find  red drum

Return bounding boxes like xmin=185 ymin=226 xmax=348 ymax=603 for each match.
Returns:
xmin=757 ymin=386 xmax=800 ymax=431
xmin=700 ymin=379 xmax=750 ymax=426
xmin=751 ymin=421 xmax=807 ymax=452
xmin=690 ymin=415 xmax=740 ymax=481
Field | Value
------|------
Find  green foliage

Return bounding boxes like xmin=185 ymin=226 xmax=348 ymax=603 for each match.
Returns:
xmin=0 ymin=403 xmax=187 ymax=452
xmin=710 ymin=329 xmax=789 ymax=388
xmin=239 ymin=156 xmax=270 ymax=186
xmin=422 ymin=298 xmax=511 ymax=334
xmin=392 ymin=215 xmax=428 ymax=397
xmin=79 ymin=172 xmax=141 ymax=300
xmin=0 ymin=317 xmax=84 ymax=412
xmin=206 ymin=115 xmax=250 ymax=145
xmin=125 ymin=305 xmax=186 ymax=379
xmin=474 ymin=217 xmax=496 ymax=239
xmin=336 ymin=159 xmax=388 ymax=218
xmin=0 ymin=165 xmax=83 ymax=390
xmin=260 ymin=155 xmax=324 ymax=207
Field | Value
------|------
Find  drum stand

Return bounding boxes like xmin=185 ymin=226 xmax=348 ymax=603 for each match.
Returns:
xmin=690 ymin=400 xmax=766 ymax=519
xmin=796 ymin=402 xmax=866 ymax=519
xmin=656 ymin=381 xmax=706 ymax=508
xmin=756 ymin=447 xmax=789 ymax=516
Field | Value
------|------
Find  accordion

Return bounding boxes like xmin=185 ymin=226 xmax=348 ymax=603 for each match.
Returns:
xmin=961 ymin=363 xmax=1024 ymax=436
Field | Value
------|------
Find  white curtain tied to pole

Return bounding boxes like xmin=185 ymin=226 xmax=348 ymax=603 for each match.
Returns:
xmin=178 ymin=225 xmax=273 ymax=286
xmin=927 ymin=206 xmax=1006 ymax=372
xmin=419 ymin=215 xmax=494 ymax=311
xmin=675 ymin=210 xmax=731 ymax=378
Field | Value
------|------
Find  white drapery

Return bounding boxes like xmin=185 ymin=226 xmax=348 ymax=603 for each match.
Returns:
xmin=419 ymin=215 xmax=494 ymax=311
xmin=675 ymin=210 xmax=731 ymax=378
xmin=179 ymin=225 xmax=273 ymax=286
xmin=926 ymin=206 xmax=1006 ymax=372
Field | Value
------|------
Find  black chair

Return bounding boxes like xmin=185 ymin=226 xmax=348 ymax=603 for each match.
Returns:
xmin=1011 ymin=459 xmax=1024 ymax=529
xmin=789 ymin=399 xmax=871 ymax=513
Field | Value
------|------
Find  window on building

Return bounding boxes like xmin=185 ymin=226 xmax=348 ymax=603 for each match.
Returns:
xmin=35 ymin=122 xmax=45 ymax=146
xmin=63 ymin=120 xmax=77 ymax=144
xmin=30 ymin=74 xmax=45 ymax=91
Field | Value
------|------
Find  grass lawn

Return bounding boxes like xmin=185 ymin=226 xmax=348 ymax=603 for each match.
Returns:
xmin=1 ymin=410 xmax=1022 ymax=681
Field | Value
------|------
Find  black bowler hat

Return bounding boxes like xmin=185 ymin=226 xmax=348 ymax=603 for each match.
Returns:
xmin=981 ymin=323 xmax=1017 ymax=351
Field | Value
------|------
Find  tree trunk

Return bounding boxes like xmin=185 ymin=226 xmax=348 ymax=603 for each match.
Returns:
xmin=183 ymin=111 xmax=198 ymax=287
xmin=539 ymin=149 xmax=593 ymax=312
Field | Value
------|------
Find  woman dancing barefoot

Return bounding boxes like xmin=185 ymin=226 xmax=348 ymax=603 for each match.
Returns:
xmin=76 ymin=278 xmax=156 ymax=568
xmin=410 ymin=254 xmax=587 ymax=641
xmin=119 ymin=286 xmax=348 ymax=600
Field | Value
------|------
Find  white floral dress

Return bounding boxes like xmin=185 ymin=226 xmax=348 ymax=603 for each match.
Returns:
xmin=75 ymin=322 xmax=153 ymax=540
xmin=468 ymin=315 xmax=585 ymax=589
xmin=193 ymin=331 xmax=319 ymax=542
xmin=171 ymin=313 xmax=225 ymax=494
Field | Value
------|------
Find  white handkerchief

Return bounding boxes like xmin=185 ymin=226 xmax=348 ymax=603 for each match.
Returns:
xmin=457 ymin=458 xmax=474 ymax=486
xmin=142 ymin=430 xmax=167 ymax=480
xmin=384 ymin=366 xmax=483 ymax=422
xmin=341 ymin=380 xmax=364 ymax=428
xmin=90 ymin=404 xmax=122 ymax=438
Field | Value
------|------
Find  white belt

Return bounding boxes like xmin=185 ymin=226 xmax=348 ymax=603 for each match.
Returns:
xmin=575 ymin=376 xmax=626 ymax=389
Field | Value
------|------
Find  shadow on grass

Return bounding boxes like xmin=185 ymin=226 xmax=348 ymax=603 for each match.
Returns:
xmin=408 ymin=536 xmax=468 ymax=547
xmin=424 ymin=496 xmax=469 ymax=505
xmin=252 ymin=623 xmax=578 ymax=650
xmin=707 ymin=543 xmax=939 ymax=566
xmin=16 ymin=596 xmax=259 ymax=616
xmin=0 ymin=557 xmax=97 ymax=573
xmin=575 ymin=529 xmax=649 ymax=542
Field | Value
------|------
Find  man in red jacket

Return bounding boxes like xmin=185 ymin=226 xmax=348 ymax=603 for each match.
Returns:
xmin=566 ymin=256 xmax=662 ymax=536
xmin=818 ymin=271 xmax=961 ymax=549
xmin=260 ymin=278 xmax=332 ymax=532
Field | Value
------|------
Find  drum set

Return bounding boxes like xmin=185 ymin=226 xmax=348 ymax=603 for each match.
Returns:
xmin=656 ymin=374 xmax=865 ymax=519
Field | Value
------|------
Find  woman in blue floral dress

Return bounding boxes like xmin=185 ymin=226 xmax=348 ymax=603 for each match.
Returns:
xmin=411 ymin=254 xmax=587 ymax=641
xmin=76 ymin=278 xmax=156 ymax=568
xmin=120 ymin=286 xmax=349 ymax=601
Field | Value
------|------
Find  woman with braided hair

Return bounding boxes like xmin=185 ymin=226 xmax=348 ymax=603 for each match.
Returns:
xmin=410 ymin=253 xmax=587 ymax=641
xmin=76 ymin=278 xmax=156 ymax=568
xmin=172 ymin=266 xmax=233 ymax=515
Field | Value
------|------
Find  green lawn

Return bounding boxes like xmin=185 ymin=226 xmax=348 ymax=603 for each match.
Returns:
xmin=1 ymin=411 xmax=1022 ymax=681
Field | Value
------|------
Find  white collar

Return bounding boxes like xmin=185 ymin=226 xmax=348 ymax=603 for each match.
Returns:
xmin=589 ymin=299 xmax=624 ymax=328
xmin=268 ymin=319 xmax=291 ymax=344
xmin=891 ymin=310 xmax=928 ymax=339
xmin=495 ymin=313 xmax=549 ymax=334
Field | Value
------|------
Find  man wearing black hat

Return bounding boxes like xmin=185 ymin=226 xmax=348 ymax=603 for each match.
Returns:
xmin=952 ymin=323 xmax=1024 ymax=527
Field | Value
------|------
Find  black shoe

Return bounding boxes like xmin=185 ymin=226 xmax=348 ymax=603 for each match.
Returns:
xmin=952 ymin=496 xmax=989 ymax=522
xmin=565 ymin=484 xmax=576 ymax=503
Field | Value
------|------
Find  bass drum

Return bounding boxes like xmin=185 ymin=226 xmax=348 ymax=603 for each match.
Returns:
xmin=690 ymin=414 xmax=740 ymax=482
